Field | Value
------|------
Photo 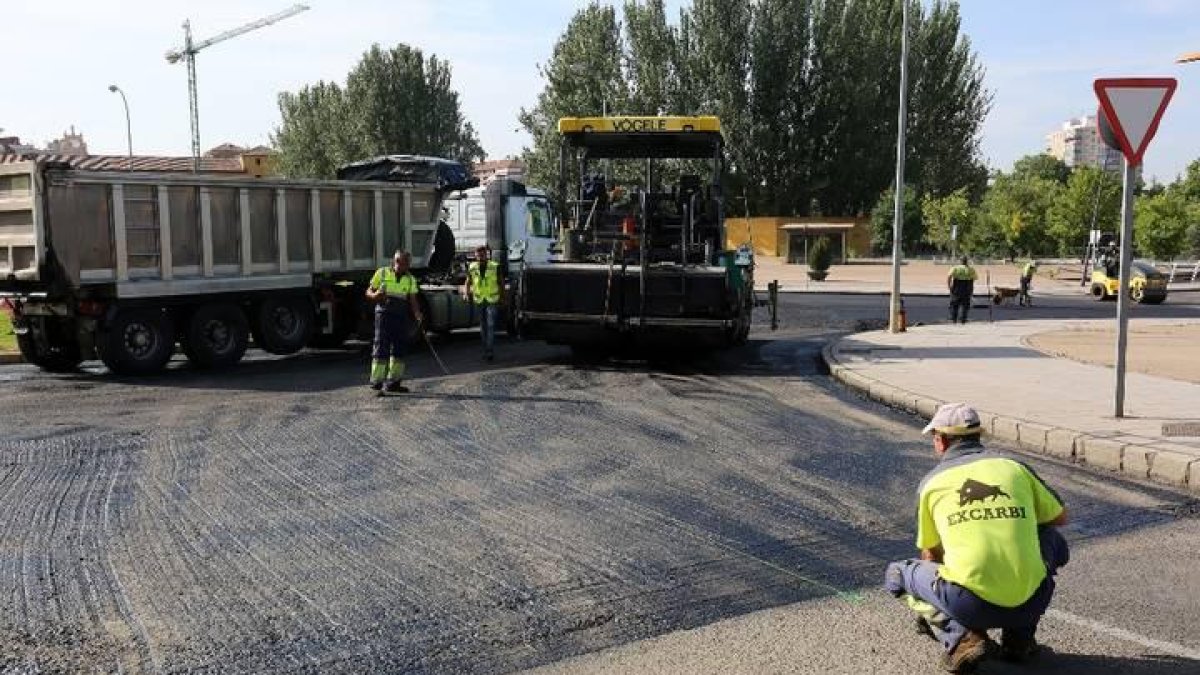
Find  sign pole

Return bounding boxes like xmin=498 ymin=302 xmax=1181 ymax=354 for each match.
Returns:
xmin=1113 ymin=158 xmax=1136 ymax=418
xmin=1093 ymin=77 xmax=1177 ymax=418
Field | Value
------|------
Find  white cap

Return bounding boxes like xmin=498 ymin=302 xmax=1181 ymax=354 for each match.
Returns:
xmin=922 ymin=403 xmax=984 ymax=436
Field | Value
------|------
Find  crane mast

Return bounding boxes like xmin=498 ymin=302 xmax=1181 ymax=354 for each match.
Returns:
xmin=165 ymin=4 xmax=310 ymax=171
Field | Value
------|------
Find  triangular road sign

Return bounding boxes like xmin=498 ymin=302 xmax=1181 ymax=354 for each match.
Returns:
xmin=1094 ymin=78 xmax=1177 ymax=166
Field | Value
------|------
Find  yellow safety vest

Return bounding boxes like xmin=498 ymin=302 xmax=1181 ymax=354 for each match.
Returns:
xmin=949 ymin=265 xmax=977 ymax=281
xmin=916 ymin=444 xmax=1064 ymax=607
xmin=468 ymin=260 xmax=501 ymax=304
xmin=371 ymin=267 xmax=418 ymax=296
xmin=1022 ymin=262 xmax=1037 ymax=278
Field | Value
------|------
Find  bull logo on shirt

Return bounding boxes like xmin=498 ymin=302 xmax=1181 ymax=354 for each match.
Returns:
xmin=957 ymin=478 xmax=1010 ymax=506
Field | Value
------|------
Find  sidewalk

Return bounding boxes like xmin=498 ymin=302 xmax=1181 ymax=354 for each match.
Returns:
xmin=754 ymin=257 xmax=1200 ymax=296
xmin=823 ymin=318 xmax=1200 ymax=494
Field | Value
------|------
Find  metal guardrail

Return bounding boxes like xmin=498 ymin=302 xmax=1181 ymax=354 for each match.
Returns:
xmin=1162 ymin=261 xmax=1200 ymax=284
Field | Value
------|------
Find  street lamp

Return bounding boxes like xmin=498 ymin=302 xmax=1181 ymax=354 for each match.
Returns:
xmin=108 ymin=84 xmax=133 ymax=170
xmin=888 ymin=1 xmax=911 ymax=333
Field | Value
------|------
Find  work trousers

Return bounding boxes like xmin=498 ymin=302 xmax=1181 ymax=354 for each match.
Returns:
xmin=949 ymin=292 xmax=972 ymax=323
xmin=1019 ymin=276 xmax=1033 ymax=305
xmin=478 ymin=302 xmax=497 ymax=356
xmin=370 ymin=310 xmax=411 ymax=384
xmin=884 ymin=526 xmax=1069 ymax=653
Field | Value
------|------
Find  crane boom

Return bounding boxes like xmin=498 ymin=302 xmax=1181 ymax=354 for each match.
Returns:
xmin=168 ymin=4 xmax=310 ymax=59
xmin=163 ymin=4 xmax=310 ymax=171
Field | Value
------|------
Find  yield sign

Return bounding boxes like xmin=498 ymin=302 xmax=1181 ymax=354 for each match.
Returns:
xmin=1094 ymin=78 xmax=1177 ymax=166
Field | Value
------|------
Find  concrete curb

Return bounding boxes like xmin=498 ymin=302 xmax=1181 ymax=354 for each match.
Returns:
xmin=0 ymin=352 xmax=23 ymax=365
xmin=821 ymin=335 xmax=1199 ymax=496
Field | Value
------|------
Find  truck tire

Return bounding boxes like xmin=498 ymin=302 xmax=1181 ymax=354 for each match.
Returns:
xmin=99 ymin=309 xmax=175 ymax=375
xmin=253 ymin=296 xmax=314 ymax=355
xmin=183 ymin=303 xmax=249 ymax=369
xmin=16 ymin=328 xmax=82 ymax=373
xmin=1091 ymin=284 xmax=1108 ymax=301
xmin=1130 ymin=285 xmax=1146 ymax=304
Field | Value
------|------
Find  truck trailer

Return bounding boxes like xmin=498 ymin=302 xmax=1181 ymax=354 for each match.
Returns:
xmin=0 ymin=156 xmax=551 ymax=374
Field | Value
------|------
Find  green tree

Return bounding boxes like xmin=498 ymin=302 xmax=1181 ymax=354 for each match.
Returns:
xmin=921 ymin=188 xmax=976 ymax=253
xmin=904 ymin=0 xmax=991 ymax=202
xmin=1011 ymin=154 xmax=1071 ymax=184
xmin=1134 ymin=192 xmax=1190 ymax=260
xmin=1046 ymin=166 xmax=1121 ymax=255
xmin=981 ymin=173 xmax=1061 ymax=258
xmin=870 ymin=185 xmax=923 ymax=253
xmin=274 ymin=44 xmax=483 ymax=178
xmin=518 ymin=4 xmax=629 ymax=197
xmin=623 ymin=0 xmax=676 ymax=115
xmin=522 ymin=0 xmax=991 ymax=219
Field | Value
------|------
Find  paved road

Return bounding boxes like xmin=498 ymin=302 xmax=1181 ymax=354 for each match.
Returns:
xmin=0 ymin=294 xmax=1196 ymax=673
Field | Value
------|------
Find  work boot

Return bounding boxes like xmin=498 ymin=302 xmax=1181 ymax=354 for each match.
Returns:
xmin=369 ymin=381 xmax=384 ymax=391
xmin=940 ymin=630 xmax=988 ymax=673
xmin=485 ymin=350 xmax=494 ymax=362
xmin=384 ymin=381 xmax=409 ymax=394
xmin=999 ymin=630 xmax=1039 ymax=663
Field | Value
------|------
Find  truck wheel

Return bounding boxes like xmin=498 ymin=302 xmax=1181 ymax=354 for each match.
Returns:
xmin=254 ymin=296 xmax=314 ymax=355
xmin=183 ymin=304 xmax=249 ymax=368
xmin=16 ymin=328 xmax=82 ymax=373
xmin=99 ymin=309 xmax=175 ymax=375
xmin=1130 ymin=285 xmax=1146 ymax=304
xmin=1091 ymin=284 xmax=1107 ymax=301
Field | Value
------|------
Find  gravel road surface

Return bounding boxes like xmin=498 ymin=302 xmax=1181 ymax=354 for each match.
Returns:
xmin=0 ymin=295 xmax=1196 ymax=673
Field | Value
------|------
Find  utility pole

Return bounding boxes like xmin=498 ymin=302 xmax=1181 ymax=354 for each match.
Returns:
xmin=888 ymin=0 xmax=910 ymax=333
xmin=165 ymin=4 xmax=310 ymax=172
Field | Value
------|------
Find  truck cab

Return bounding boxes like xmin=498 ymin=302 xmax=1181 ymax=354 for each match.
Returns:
xmin=440 ymin=180 xmax=557 ymax=267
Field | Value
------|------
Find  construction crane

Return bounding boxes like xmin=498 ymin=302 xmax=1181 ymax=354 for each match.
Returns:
xmin=165 ymin=4 xmax=310 ymax=171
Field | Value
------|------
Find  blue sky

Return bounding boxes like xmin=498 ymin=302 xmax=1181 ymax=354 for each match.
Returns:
xmin=4 ymin=1 xmax=1200 ymax=183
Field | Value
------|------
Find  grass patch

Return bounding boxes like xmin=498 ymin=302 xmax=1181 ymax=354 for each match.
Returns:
xmin=0 ymin=310 xmax=16 ymax=352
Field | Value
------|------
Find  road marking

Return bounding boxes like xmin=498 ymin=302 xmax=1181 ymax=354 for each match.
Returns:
xmin=1045 ymin=608 xmax=1200 ymax=660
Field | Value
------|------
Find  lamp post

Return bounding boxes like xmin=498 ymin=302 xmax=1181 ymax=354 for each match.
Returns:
xmin=888 ymin=0 xmax=911 ymax=333
xmin=108 ymin=85 xmax=133 ymax=170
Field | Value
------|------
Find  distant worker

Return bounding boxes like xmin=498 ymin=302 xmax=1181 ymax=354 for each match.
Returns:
xmin=365 ymin=250 xmax=424 ymax=393
xmin=465 ymin=245 xmax=502 ymax=362
xmin=947 ymin=257 xmax=977 ymax=324
xmin=884 ymin=403 xmax=1069 ymax=673
xmin=1019 ymin=260 xmax=1038 ymax=306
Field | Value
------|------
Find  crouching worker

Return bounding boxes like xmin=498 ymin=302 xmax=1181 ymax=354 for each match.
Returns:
xmin=883 ymin=403 xmax=1069 ymax=673
xmin=366 ymin=250 xmax=424 ymax=393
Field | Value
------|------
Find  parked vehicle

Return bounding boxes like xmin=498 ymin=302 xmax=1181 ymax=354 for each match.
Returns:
xmin=516 ymin=115 xmax=754 ymax=358
xmin=0 ymin=156 xmax=549 ymax=374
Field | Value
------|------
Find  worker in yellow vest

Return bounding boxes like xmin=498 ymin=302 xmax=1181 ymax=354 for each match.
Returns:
xmin=465 ymin=246 xmax=502 ymax=361
xmin=947 ymin=257 xmax=978 ymax=324
xmin=365 ymin=250 xmax=424 ymax=393
xmin=884 ymin=403 xmax=1069 ymax=672
xmin=1019 ymin=260 xmax=1038 ymax=306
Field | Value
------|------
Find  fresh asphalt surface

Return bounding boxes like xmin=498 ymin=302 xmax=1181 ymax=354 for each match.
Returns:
xmin=0 ymin=291 xmax=1197 ymax=673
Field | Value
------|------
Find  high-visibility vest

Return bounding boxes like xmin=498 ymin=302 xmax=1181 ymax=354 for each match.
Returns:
xmin=371 ymin=267 xmax=419 ymax=296
xmin=468 ymin=260 xmax=501 ymax=304
xmin=1022 ymin=262 xmax=1037 ymax=278
xmin=949 ymin=265 xmax=977 ymax=281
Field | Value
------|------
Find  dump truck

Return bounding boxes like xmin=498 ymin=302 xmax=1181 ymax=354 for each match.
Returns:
xmin=0 ymin=156 xmax=554 ymax=374
xmin=516 ymin=116 xmax=753 ymax=357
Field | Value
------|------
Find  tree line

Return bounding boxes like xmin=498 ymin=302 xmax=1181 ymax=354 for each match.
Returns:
xmin=268 ymin=2 xmax=1197 ymax=261
xmin=519 ymin=0 xmax=989 ymax=219
xmin=879 ymin=154 xmax=1200 ymax=261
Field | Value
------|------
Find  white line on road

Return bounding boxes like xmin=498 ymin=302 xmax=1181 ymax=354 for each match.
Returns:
xmin=1046 ymin=608 xmax=1200 ymax=661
